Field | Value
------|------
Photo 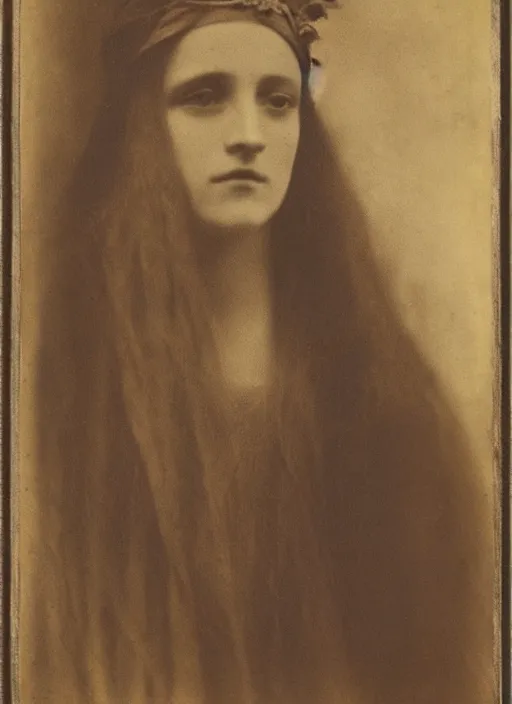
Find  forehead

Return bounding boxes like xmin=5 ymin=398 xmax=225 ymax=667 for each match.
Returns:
xmin=163 ymin=21 xmax=301 ymax=87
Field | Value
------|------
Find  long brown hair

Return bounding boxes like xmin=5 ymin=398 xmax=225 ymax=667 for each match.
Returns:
xmin=32 ymin=36 xmax=494 ymax=704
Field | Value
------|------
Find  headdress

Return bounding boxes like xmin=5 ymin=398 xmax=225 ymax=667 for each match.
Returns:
xmin=105 ymin=0 xmax=338 ymax=78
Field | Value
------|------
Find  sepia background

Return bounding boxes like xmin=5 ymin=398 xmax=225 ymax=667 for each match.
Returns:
xmin=16 ymin=0 xmax=499 ymax=692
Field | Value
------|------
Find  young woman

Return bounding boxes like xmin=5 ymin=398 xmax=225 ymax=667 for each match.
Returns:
xmin=27 ymin=0 xmax=493 ymax=702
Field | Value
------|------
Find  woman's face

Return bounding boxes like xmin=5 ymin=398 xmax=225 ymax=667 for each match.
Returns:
xmin=163 ymin=22 xmax=302 ymax=231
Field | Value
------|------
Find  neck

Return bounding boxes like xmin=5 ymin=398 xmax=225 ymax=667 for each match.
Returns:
xmin=199 ymin=225 xmax=273 ymax=391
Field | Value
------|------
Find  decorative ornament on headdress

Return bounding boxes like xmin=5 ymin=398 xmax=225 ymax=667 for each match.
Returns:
xmin=107 ymin=0 xmax=338 ymax=83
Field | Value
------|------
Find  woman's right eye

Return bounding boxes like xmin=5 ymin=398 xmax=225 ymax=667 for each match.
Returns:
xmin=182 ymin=88 xmax=221 ymax=109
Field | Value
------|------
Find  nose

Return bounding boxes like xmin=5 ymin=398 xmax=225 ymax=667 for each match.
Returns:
xmin=225 ymin=98 xmax=265 ymax=161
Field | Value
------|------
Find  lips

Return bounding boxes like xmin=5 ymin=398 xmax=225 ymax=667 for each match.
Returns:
xmin=211 ymin=169 xmax=267 ymax=184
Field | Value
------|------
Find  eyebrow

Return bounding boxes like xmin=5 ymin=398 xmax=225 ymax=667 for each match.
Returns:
xmin=165 ymin=71 xmax=301 ymax=101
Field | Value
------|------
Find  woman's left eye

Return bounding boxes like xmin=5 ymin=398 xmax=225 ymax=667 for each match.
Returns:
xmin=265 ymin=93 xmax=297 ymax=112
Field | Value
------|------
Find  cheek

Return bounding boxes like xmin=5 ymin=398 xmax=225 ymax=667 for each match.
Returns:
xmin=165 ymin=115 xmax=213 ymax=188
xmin=270 ymin=119 xmax=300 ymax=181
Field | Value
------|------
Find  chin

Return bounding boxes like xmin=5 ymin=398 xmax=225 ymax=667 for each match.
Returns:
xmin=214 ymin=218 xmax=269 ymax=233
xmin=202 ymin=204 xmax=280 ymax=233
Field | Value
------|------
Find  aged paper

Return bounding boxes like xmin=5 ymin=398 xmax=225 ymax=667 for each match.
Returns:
xmin=11 ymin=0 xmax=503 ymax=701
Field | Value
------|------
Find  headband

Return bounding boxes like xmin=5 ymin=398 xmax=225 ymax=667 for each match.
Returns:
xmin=105 ymin=0 xmax=337 ymax=77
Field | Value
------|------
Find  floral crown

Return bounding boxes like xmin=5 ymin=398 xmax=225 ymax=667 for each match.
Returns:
xmin=108 ymin=0 xmax=338 ymax=75
xmin=186 ymin=0 xmax=338 ymax=45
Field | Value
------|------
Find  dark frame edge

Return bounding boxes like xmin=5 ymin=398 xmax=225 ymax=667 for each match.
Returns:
xmin=1 ymin=0 xmax=14 ymax=699
xmin=1 ymin=1 xmax=509 ymax=703
xmin=7 ymin=0 xmax=21 ymax=698
xmin=498 ymin=0 xmax=511 ymax=700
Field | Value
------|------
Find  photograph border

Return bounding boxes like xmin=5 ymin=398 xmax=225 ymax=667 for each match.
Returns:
xmin=2 ymin=0 xmax=510 ymax=701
